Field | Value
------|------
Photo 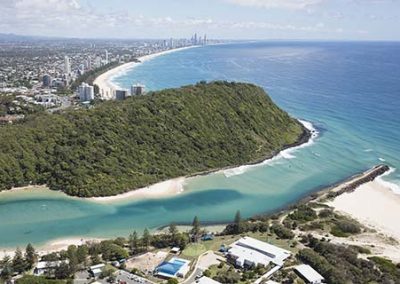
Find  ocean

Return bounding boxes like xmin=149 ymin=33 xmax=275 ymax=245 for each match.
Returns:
xmin=0 ymin=41 xmax=399 ymax=248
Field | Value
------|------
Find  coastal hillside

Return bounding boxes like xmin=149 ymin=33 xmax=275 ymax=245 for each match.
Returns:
xmin=0 ymin=81 xmax=307 ymax=197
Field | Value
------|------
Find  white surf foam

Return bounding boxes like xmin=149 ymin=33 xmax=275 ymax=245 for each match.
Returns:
xmin=364 ymin=149 xmax=374 ymax=152
xmin=376 ymin=167 xmax=400 ymax=195
xmin=222 ymin=119 xmax=319 ymax=178
xmin=379 ymin=157 xmax=386 ymax=162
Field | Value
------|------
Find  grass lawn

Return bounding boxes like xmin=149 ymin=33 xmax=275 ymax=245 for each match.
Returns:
xmin=181 ymin=243 xmax=207 ymax=258
xmin=181 ymin=234 xmax=241 ymax=260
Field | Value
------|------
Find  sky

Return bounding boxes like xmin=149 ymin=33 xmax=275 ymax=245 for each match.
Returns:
xmin=0 ymin=0 xmax=399 ymax=40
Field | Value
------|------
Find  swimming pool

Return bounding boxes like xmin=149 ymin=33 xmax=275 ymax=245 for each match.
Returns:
xmin=155 ymin=258 xmax=190 ymax=277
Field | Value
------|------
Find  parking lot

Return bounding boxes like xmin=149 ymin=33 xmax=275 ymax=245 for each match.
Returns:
xmin=115 ymin=270 xmax=153 ymax=284
xmin=73 ymin=269 xmax=154 ymax=284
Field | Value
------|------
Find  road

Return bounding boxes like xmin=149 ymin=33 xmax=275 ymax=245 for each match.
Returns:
xmin=183 ymin=251 xmax=225 ymax=284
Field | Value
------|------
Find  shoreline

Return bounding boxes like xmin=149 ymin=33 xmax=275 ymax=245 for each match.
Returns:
xmin=0 ymin=118 xmax=313 ymax=205
xmin=0 ymin=119 xmax=314 ymax=204
xmin=84 ymin=119 xmax=314 ymax=203
xmin=93 ymin=46 xmax=198 ymax=99
xmin=87 ymin=177 xmax=186 ymax=203
xmin=220 ymin=120 xmax=316 ymax=178
xmin=0 ymin=237 xmax=104 ymax=259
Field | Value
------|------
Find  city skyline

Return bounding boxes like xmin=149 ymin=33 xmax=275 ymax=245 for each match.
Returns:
xmin=0 ymin=0 xmax=399 ymax=41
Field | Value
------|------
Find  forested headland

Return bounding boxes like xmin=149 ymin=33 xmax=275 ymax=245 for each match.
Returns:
xmin=0 ymin=81 xmax=308 ymax=197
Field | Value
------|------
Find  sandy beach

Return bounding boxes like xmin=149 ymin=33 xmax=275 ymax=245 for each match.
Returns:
xmin=94 ymin=46 xmax=197 ymax=100
xmin=0 ymin=237 xmax=104 ymax=259
xmin=87 ymin=177 xmax=186 ymax=203
xmin=326 ymin=178 xmax=400 ymax=242
xmin=0 ymin=177 xmax=186 ymax=205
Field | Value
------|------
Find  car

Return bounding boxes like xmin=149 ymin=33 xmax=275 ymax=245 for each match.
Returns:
xmin=195 ymin=274 xmax=202 ymax=280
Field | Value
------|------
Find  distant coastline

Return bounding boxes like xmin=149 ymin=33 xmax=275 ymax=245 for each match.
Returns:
xmin=93 ymin=46 xmax=198 ymax=100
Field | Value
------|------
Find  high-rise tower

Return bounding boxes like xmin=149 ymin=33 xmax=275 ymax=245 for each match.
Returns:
xmin=64 ymin=56 xmax=71 ymax=74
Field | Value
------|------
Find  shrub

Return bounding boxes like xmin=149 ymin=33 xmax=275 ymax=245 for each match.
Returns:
xmin=288 ymin=205 xmax=317 ymax=222
xmin=270 ymin=224 xmax=295 ymax=239
xmin=203 ymin=269 xmax=211 ymax=277
xmin=214 ymin=269 xmax=241 ymax=283
xmin=350 ymin=245 xmax=371 ymax=255
xmin=331 ymin=220 xmax=361 ymax=237
xmin=318 ymin=208 xmax=333 ymax=218
xmin=167 ymin=278 xmax=179 ymax=284
xmin=369 ymin=257 xmax=400 ymax=278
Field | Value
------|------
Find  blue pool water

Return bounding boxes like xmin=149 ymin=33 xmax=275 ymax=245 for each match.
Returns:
xmin=0 ymin=41 xmax=399 ymax=248
xmin=156 ymin=258 xmax=187 ymax=276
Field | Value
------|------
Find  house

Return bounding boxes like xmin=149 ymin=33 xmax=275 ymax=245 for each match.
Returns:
xmin=194 ymin=276 xmax=221 ymax=284
xmin=170 ymin=247 xmax=181 ymax=254
xmin=89 ymin=263 xmax=106 ymax=278
xmin=155 ymin=257 xmax=190 ymax=278
xmin=294 ymin=264 xmax=325 ymax=284
xmin=34 ymin=261 xmax=66 ymax=276
xmin=111 ymin=261 xmax=120 ymax=267
xmin=201 ymin=233 xmax=214 ymax=241
xmin=219 ymin=244 xmax=227 ymax=253
xmin=227 ymin=236 xmax=291 ymax=268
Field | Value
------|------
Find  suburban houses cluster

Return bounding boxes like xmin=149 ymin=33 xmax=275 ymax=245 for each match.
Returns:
xmin=12 ymin=234 xmax=325 ymax=284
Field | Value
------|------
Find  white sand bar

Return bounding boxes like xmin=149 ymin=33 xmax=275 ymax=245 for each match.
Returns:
xmin=87 ymin=177 xmax=186 ymax=203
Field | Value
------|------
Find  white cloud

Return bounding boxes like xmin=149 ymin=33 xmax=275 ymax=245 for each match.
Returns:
xmin=15 ymin=0 xmax=81 ymax=11
xmin=1 ymin=0 xmax=328 ymax=37
xmin=225 ymin=0 xmax=324 ymax=10
xmin=0 ymin=0 xmax=391 ymax=39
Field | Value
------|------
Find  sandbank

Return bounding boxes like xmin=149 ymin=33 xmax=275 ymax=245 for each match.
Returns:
xmin=87 ymin=177 xmax=186 ymax=203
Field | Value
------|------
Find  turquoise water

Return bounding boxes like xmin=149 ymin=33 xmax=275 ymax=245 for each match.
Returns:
xmin=1 ymin=41 xmax=399 ymax=248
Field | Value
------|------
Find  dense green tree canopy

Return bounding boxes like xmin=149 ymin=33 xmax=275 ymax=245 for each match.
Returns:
xmin=0 ymin=81 xmax=306 ymax=197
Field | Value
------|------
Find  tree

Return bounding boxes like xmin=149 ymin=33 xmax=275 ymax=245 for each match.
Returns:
xmin=76 ymin=245 xmax=88 ymax=265
xmin=12 ymin=248 xmax=26 ymax=274
xmin=99 ymin=241 xmax=128 ymax=261
xmin=1 ymin=255 xmax=12 ymax=280
xmin=175 ymin=233 xmax=189 ymax=249
xmin=169 ymin=223 xmax=179 ymax=244
xmin=54 ymin=261 xmax=71 ymax=279
xmin=91 ymin=253 xmax=101 ymax=265
xmin=191 ymin=216 xmax=201 ymax=241
xmin=234 ymin=210 xmax=243 ymax=234
xmin=142 ymin=228 xmax=151 ymax=251
xmin=25 ymin=243 xmax=37 ymax=269
xmin=129 ymin=231 xmax=139 ymax=254
xmin=67 ymin=245 xmax=78 ymax=273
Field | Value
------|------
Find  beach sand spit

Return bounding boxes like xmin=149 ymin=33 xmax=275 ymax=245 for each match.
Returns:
xmin=326 ymin=180 xmax=400 ymax=242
